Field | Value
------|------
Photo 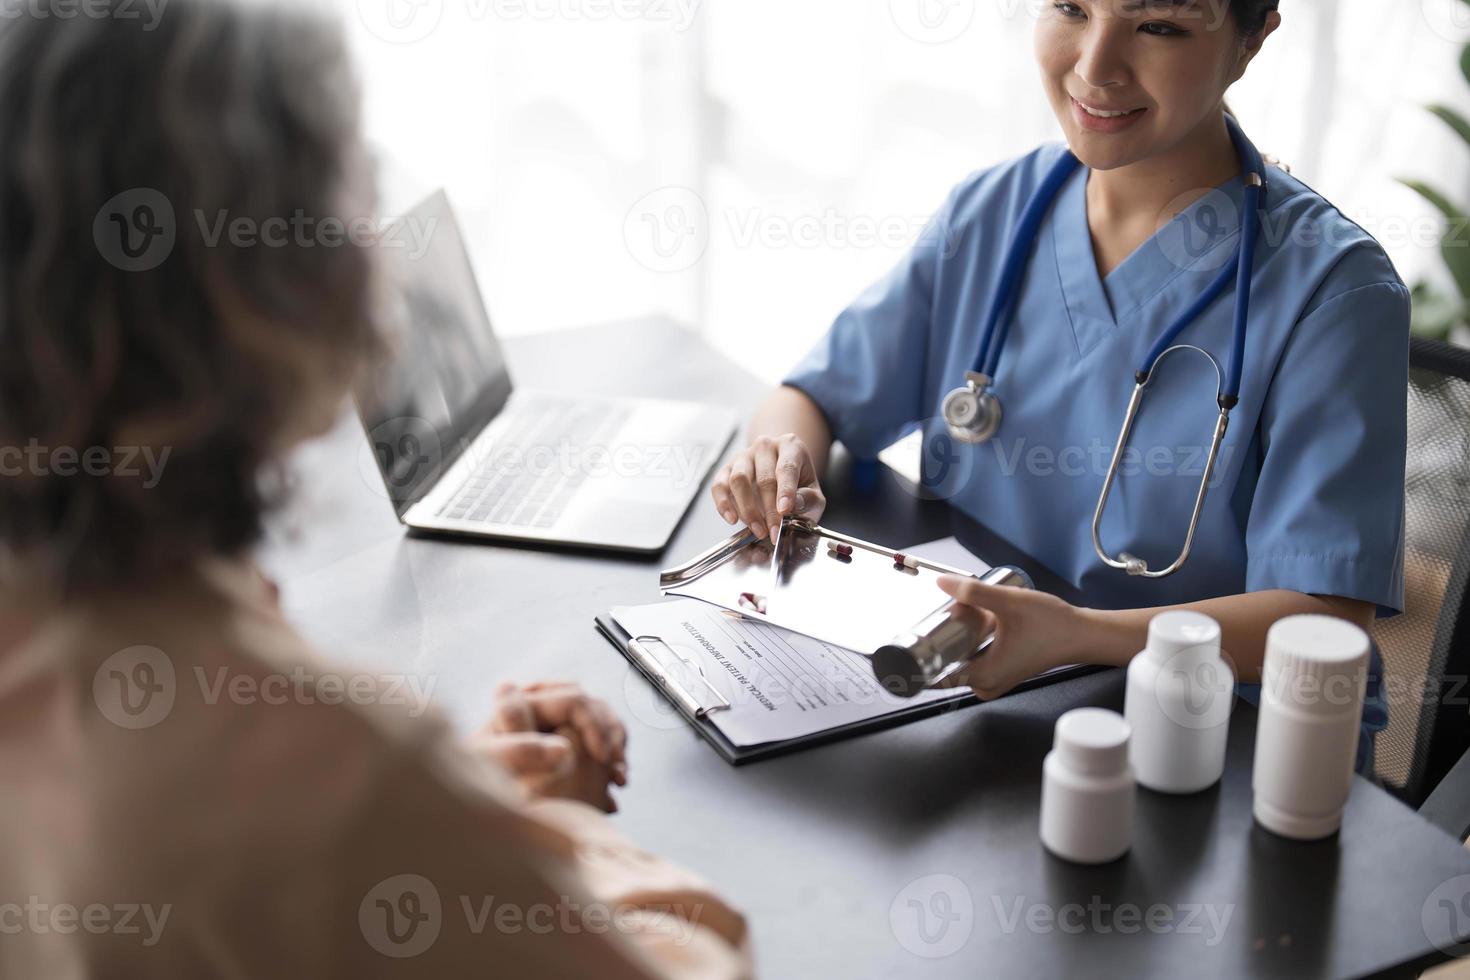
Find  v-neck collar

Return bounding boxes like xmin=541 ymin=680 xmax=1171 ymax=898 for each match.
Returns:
xmin=1049 ymin=162 xmax=1247 ymax=358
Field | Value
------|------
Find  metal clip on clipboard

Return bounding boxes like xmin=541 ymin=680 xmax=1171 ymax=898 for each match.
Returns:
xmin=625 ymin=635 xmax=732 ymax=719
xmin=659 ymin=517 xmax=1034 ymax=700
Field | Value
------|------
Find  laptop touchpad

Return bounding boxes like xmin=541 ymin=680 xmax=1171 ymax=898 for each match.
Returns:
xmin=572 ymin=499 xmax=682 ymax=548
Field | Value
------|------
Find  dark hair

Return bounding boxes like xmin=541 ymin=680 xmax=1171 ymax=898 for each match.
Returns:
xmin=0 ymin=0 xmax=381 ymax=591
xmin=1232 ymin=0 xmax=1279 ymax=36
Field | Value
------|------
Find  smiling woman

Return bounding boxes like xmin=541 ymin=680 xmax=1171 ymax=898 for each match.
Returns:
xmin=1031 ymin=1 xmax=1286 ymax=294
xmin=717 ymin=0 xmax=1405 ymax=774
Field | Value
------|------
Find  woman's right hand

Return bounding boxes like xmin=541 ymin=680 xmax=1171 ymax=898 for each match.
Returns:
xmin=476 ymin=681 xmax=628 ymax=812
xmin=710 ymin=433 xmax=826 ymax=542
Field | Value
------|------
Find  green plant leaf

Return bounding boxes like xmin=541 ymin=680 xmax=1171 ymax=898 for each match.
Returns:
xmin=1408 ymin=282 xmax=1461 ymax=341
xmin=1429 ymin=104 xmax=1470 ymax=150
xmin=1462 ymin=42 xmax=1470 ymax=89
xmin=1399 ymin=177 xmax=1462 ymax=221
xmin=1400 ymin=179 xmax=1470 ymax=303
xmin=1442 ymin=239 xmax=1470 ymax=307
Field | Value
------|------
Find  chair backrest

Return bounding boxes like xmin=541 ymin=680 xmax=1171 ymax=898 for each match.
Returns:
xmin=1372 ymin=337 xmax=1470 ymax=806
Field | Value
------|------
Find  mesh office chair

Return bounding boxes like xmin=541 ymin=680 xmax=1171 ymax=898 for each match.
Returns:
xmin=1371 ymin=337 xmax=1470 ymax=834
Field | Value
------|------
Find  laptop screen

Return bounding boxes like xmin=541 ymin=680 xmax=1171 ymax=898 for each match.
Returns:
xmin=356 ymin=190 xmax=513 ymax=516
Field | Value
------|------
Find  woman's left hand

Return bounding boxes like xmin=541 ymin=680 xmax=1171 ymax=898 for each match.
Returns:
xmin=475 ymin=681 xmax=629 ymax=812
xmin=935 ymin=575 xmax=1084 ymax=700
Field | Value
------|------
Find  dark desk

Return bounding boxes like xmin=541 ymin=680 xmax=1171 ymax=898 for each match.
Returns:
xmin=264 ymin=317 xmax=1470 ymax=979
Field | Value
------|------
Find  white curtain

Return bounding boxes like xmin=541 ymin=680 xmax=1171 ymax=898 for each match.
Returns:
xmin=341 ymin=0 xmax=1470 ymax=382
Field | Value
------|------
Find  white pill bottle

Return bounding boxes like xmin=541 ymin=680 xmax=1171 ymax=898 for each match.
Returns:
xmin=1252 ymin=614 xmax=1370 ymax=840
xmin=1124 ymin=611 xmax=1234 ymax=794
xmin=1039 ymin=708 xmax=1135 ymax=864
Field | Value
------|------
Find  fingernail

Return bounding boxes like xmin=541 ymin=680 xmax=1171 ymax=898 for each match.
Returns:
xmin=751 ymin=523 xmax=765 ymax=539
xmin=722 ymin=509 xmax=736 ymax=524
xmin=793 ymin=491 xmax=805 ymax=510
xmin=777 ymin=495 xmax=792 ymax=512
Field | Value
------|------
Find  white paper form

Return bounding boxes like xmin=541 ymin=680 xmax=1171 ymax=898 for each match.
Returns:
xmin=612 ymin=600 xmax=968 ymax=747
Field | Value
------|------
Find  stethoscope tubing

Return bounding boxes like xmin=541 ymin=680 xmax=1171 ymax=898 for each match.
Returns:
xmin=946 ymin=114 xmax=1270 ymax=578
xmin=969 ymin=113 xmax=1268 ymax=400
xmin=974 ymin=153 xmax=1084 ymax=380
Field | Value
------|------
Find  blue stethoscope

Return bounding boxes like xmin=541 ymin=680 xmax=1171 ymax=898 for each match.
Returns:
xmin=940 ymin=114 xmax=1268 ymax=578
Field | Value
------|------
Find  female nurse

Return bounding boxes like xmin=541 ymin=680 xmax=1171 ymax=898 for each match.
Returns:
xmin=709 ymin=0 xmax=1403 ymax=769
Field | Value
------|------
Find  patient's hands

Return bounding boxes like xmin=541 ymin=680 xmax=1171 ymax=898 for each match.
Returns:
xmin=475 ymin=682 xmax=629 ymax=813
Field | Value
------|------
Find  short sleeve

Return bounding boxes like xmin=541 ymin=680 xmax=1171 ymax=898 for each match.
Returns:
xmin=781 ymin=190 xmax=956 ymax=458
xmin=1244 ymin=278 xmax=1411 ymax=614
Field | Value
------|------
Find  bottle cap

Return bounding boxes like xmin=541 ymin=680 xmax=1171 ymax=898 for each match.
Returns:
xmin=1143 ymin=610 xmax=1221 ymax=669
xmin=1262 ymin=615 xmax=1369 ymax=718
xmin=1053 ymin=707 xmax=1131 ymax=777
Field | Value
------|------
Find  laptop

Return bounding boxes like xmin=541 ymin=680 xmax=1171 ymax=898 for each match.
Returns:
xmin=357 ymin=190 xmax=736 ymax=554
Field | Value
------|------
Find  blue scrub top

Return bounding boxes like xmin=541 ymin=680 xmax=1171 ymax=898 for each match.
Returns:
xmin=785 ymin=144 xmax=1408 ymax=763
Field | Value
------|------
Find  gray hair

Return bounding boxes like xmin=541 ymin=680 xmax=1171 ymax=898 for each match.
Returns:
xmin=0 ymin=0 xmax=382 ymax=589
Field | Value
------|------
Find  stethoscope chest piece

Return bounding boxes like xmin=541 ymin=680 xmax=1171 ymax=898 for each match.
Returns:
xmin=942 ymin=371 xmax=1003 ymax=444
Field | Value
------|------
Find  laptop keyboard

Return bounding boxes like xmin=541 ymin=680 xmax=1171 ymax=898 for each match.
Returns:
xmin=436 ymin=398 xmax=633 ymax=529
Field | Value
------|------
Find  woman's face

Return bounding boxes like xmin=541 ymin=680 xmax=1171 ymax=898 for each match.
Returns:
xmin=1034 ymin=1 xmax=1267 ymax=172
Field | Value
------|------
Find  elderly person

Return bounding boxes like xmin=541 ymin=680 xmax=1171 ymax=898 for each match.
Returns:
xmin=0 ymin=1 xmax=747 ymax=976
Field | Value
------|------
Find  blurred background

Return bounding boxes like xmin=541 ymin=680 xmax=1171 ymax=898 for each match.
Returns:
xmin=342 ymin=0 xmax=1470 ymax=383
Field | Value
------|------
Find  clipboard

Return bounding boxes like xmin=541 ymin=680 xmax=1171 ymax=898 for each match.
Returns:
xmin=657 ymin=518 xmax=988 ymax=653
xmin=596 ymin=520 xmax=1100 ymax=764
xmin=594 ymin=613 xmax=1000 ymax=765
